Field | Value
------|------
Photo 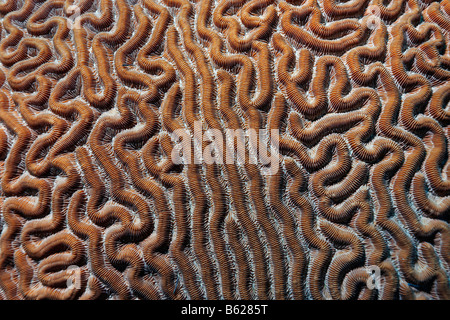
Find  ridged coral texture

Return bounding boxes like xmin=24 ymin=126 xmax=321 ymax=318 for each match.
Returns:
xmin=0 ymin=0 xmax=449 ymax=300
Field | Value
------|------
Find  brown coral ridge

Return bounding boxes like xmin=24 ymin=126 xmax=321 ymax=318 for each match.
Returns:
xmin=0 ymin=0 xmax=449 ymax=300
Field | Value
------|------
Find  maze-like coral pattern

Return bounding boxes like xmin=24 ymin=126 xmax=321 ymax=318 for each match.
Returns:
xmin=0 ymin=0 xmax=449 ymax=300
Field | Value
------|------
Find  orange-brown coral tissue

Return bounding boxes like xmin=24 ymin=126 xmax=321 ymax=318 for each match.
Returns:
xmin=0 ymin=0 xmax=449 ymax=300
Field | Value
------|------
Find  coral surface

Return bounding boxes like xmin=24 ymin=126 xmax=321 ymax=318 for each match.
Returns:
xmin=0 ymin=0 xmax=449 ymax=300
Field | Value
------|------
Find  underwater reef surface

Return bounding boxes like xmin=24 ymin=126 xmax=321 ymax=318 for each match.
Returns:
xmin=0 ymin=0 xmax=449 ymax=300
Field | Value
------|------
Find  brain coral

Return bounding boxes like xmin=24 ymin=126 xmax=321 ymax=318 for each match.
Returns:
xmin=0 ymin=0 xmax=449 ymax=300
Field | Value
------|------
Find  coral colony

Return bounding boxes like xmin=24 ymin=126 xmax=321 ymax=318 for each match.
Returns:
xmin=0 ymin=0 xmax=449 ymax=300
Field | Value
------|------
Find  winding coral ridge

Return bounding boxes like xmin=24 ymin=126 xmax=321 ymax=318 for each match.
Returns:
xmin=0 ymin=0 xmax=449 ymax=300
